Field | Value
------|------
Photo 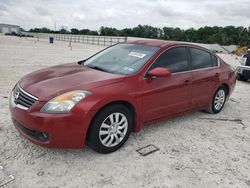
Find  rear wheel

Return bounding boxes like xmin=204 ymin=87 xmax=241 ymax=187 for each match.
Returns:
xmin=87 ymin=104 xmax=133 ymax=153
xmin=207 ymin=85 xmax=227 ymax=114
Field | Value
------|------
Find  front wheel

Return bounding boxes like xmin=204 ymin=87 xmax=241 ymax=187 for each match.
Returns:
xmin=207 ymin=85 xmax=227 ymax=114
xmin=87 ymin=104 xmax=133 ymax=153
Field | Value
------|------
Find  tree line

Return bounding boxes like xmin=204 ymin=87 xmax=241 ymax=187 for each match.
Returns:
xmin=29 ymin=25 xmax=250 ymax=46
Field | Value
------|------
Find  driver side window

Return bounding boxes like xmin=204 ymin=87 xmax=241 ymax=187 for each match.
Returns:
xmin=150 ymin=47 xmax=189 ymax=73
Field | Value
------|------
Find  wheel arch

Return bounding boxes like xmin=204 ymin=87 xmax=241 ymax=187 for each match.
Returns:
xmin=206 ymin=82 xmax=230 ymax=114
xmin=86 ymin=100 xmax=138 ymax=142
xmin=221 ymin=83 xmax=229 ymax=97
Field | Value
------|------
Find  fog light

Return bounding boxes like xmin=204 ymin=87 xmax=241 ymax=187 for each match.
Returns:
xmin=42 ymin=133 xmax=48 ymax=139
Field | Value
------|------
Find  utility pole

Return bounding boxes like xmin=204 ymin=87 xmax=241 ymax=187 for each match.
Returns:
xmin=54 ymin=22 xmax=57 ymax=31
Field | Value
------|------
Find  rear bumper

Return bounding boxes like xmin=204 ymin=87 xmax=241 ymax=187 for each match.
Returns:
xmin=9 ymin=103 xmax=97 ymax=148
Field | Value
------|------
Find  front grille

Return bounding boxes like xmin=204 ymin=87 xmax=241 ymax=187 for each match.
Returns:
xmin=13 ymin=85 xmax=38 ymax=109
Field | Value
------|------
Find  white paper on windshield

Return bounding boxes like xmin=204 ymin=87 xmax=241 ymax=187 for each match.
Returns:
xmin=128 ymin=52 xmax=146 ymax=58
xmin=123 ymin=66 xmax=134 ymax=72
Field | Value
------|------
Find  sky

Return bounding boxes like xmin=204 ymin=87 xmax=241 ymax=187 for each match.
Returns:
xmin=0 ymin=0 xmax=250 ymax=31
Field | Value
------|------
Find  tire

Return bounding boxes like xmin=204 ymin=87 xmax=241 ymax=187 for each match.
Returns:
xmin=207 ymin=85 xmax=227 ymax=114
xmin=237 ymin=74 xmax=248 ymax=81
xmin=87 ymin=104 xmax=133 ymax=153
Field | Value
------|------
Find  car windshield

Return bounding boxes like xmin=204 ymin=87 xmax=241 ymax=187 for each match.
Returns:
xmin=84 ymin=43 xmax=160 ymax=75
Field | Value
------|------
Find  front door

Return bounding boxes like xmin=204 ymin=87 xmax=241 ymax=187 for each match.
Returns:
xmin=142 ymin=46 xmax=192 ymax=123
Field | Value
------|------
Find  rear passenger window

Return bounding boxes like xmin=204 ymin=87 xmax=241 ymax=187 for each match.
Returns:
xmin=150 ymin=47 xmax=189 ymax=73
xmin=190 ymin=48 xmax=212 ymax=70
xmin=211 ymin=54 xmax=218 ymax=67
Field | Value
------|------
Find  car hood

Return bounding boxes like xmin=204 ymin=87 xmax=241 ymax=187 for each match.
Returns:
xmin=19 ymin=63 xmax=125 ymax=101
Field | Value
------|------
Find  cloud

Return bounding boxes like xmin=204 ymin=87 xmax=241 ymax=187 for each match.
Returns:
xmin=34 ymin=6 xmax=52 ymax=16
xmin=0 ymin=0 xmax=249 ymax=30
xmin=205 ymin=1 xmax=250 ymax=18
xmin=72 ymin=13 xmax=86 ymax=22
xmin=0 ymin=4 xmax=8 ymax=11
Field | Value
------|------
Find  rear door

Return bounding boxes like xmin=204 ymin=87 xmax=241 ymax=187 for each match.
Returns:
xmin=189 ymin=47 xmax=220 ymax=108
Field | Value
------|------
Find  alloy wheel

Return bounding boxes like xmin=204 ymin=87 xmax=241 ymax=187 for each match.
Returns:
xmin=99 ymin=113 xmax=128 ymax=148
xmin=214 ymin=89 xmax=225 ymax=111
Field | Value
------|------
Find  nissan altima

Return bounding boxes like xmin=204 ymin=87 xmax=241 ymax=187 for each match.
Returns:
xmin=9 ymin=40 xmax=236 ymax=153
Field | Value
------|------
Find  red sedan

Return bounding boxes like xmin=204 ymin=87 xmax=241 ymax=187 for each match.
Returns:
xmin=9 ymin=40 xmax=236 ymax=153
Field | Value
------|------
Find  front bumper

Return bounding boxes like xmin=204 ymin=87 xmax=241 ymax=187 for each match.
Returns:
xmin=9 ymin=100 xmax=97 ymax=148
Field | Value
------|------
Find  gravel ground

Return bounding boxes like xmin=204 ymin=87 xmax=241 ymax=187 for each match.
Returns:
xmin=0 ymin=35 xmax=250 ymax=188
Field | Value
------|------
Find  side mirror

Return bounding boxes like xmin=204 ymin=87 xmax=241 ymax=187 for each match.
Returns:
xmin=148 ymin=67 xmax=172 ymax=78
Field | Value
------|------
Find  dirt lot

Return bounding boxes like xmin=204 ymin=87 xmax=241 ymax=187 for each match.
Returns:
xmin=0 ymin=35 xmax=250 ymax=188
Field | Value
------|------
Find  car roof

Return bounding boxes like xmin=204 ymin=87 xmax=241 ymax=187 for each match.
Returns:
xmin=125 ymin=39 xmax=212 ymax=52
xmin=125 ymin=39 xmax=176 ymax=48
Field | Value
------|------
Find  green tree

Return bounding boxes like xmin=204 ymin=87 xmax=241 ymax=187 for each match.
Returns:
xmin=100 ymin=26 xmax=120 ymax=36
xmin=71 ymin=28 xmax=79 ymax=34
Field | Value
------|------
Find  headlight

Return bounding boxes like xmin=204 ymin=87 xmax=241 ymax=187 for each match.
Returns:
xmin=41 ymin=90 xmax=91 ymax=113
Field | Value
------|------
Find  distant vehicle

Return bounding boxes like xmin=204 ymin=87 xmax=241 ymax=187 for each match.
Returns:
xmin=236 ymin=48 xmax=250 ymax=81
xmin=5 ymin=32 xmax=34 ymax=38
xmin=9 ymin=40 xmax=236 ymax=153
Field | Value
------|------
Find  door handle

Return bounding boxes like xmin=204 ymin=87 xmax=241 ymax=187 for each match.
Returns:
xmin=184 ymin=80 xmax=190 ymax=85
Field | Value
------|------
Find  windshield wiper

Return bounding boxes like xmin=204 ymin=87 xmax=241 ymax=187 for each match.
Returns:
xmin=86 ymin=65 xmax=107 ymax=72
